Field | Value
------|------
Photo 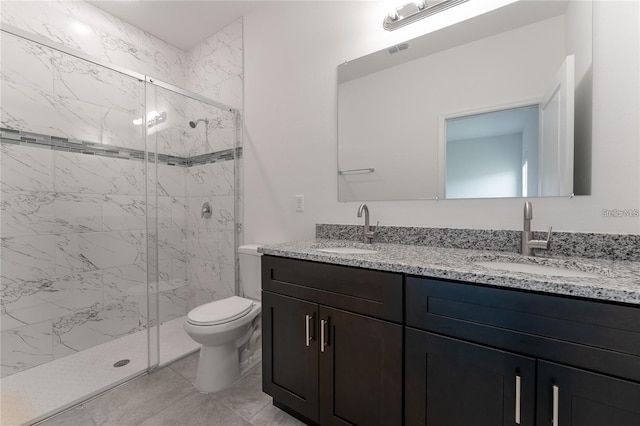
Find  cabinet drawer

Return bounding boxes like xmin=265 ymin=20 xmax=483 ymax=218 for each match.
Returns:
xmin=406 ymin=276 xmax=640 ymax=381
xmin=262 ymin=256 xmax=403 ymax=323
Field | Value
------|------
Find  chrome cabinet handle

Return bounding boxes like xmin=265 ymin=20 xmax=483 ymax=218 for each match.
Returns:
xmin=320 ymin=319 xmax=328 ymax=353
xmin=552 ymin=385 xmax=559 ymax=426
xmin=515 ymin=375 xmax=521 ymax=424
xmin=305 ymin=315 xmax=313 ymax=347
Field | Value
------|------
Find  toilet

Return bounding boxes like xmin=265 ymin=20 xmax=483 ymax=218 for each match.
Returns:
xmin=183 ymin=244 xmax=262 ymax=393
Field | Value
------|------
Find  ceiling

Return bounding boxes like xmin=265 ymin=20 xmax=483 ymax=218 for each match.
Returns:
xmin=89 ymin=1 xmax=264 ymax=51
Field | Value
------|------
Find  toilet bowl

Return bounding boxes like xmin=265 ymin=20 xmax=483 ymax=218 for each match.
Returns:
xmin=184 ymin=244 xmax=263 ymax=393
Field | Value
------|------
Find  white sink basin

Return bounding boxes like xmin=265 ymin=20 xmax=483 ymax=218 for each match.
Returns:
xmin=474 ymin=261 xmax=601 ymax=278
xmin=317 ymin=247 xmax=379 ymax=255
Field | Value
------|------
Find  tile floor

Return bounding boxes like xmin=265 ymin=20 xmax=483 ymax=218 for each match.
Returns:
xmin=36 ymin=352 xmax=306 ymax=426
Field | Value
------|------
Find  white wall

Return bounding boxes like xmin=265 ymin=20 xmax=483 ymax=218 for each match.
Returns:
xmin=244 ymin=0 xmax=639 ymax=244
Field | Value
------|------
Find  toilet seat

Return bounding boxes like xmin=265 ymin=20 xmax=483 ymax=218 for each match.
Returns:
xmin=187 ymin=296 xmax=255 ymax=326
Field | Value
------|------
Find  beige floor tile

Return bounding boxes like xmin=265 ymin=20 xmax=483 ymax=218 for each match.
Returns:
xmin=138 ymin=392 xmax=252 ymax=426
xmin=249 ymin=403 xmax=307 ymax=426
xmin=214 ymin=374 xmax=272 ymax=421
xmin=37 ymin=406 xmax=97 ymax=426
xmin=83 ymin=368 xmax=194 ymax=426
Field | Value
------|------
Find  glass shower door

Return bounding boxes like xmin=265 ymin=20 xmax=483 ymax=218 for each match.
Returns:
xmin=144 ymin=79 xmax=239 ymax=366
xmin=0 ymin=29 xmax=153 ymax=424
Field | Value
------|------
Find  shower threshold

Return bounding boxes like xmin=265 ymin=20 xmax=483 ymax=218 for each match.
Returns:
xmin=0 ymin=317 xmax=199 ymax=426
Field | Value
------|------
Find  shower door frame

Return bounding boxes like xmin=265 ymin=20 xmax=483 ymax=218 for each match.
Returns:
xmin=1 ymin=22 xmax=241 ymax=372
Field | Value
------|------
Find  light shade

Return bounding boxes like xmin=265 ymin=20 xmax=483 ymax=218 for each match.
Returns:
xmin=383 ymin=0 xmax=469 ymax=31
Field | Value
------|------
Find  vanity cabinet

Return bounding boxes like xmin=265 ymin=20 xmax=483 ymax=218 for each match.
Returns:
xmin=405 ymin=276 xmax=640 ymax=426
xmin=262 ymin=256 xmax=403 ymax=426
xmin=405 ymin=330 xmax=536 ymax=425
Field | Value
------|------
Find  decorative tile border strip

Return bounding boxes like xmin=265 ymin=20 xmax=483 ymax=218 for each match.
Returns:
xmin=316 ymin=224 xmax=640 ymax=261
xmin=0 ymin=128 xmax=241 ymax=166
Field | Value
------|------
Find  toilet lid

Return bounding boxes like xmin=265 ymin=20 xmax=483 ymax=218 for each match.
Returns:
xmin=187 ymin=296 xmax=255 ymax=326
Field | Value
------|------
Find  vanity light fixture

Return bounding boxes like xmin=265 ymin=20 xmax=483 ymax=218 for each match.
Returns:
xmin=383 ymin=0 xmax=469 ymax=31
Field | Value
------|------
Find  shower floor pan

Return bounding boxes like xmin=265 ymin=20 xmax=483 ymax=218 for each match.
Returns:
xmin=0 ymin=317 xmax=199 ymax=426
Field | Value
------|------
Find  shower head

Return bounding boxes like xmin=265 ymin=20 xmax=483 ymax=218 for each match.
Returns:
xmin=189 ymin=118 xmax=209 ymax=128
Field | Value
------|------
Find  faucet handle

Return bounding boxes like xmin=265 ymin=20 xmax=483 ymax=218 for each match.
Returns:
xmin=529 ymin=226 xmax=552 ymax=251
xmin=364 ymin=221 xmax=380 ymax=243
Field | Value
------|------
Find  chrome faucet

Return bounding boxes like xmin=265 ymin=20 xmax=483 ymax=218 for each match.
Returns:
xmin=357 ymin=203 xmax=378 ymax=244
xmin=521 ymin=201 xmax=552 ymax=256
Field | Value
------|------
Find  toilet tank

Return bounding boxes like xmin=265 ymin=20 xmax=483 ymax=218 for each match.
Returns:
xmin=238 ymin=244 xmax=263 ymax=300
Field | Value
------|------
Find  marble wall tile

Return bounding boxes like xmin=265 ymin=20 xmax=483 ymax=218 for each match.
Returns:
xmin=187 ymin=195 xmax=235 ymax=230
xmin=2 ymin=0 xmax=191 ymax=93
xmin=218 ymin=262 xmax=236 ymax=300
xmin=186 ymin=161 xmax=234 ymax=197
xmin=0 ymin=32 xmax=55 ymax=92
xmin=1 ymin=276 xmax=56 ymax=318
xmin=1 ymin=235 xmax=56 ymax=283
xmin=185 ymin=34 xmax=242 ymax=95
xmin=137 ymin=29 xmax=187 ymax=87
xmin=1 ymin=311 xmax=27 ymax=332
xmin=52 ymin=52 xmax=143 ymax=112
xmin=185 ymin=229 xmax=235 ymax=265
xmin=158 ymin=287 xmax=189 ymax=324
xmin=186 ymin=19 xmax=242 ymax=68
xmin=102 ymin=195 xmax=146 ymax=231
xmin=101 ymin=106 xmax=145 ymax=150
xmin=38 ymin=271 xmax=103 ymax=313
xmin=52 ymin=302 xmax=142 ymax=359
xmin=53 ymin=193 xmax=104 ymax=234
xmin=50 ymin=0 xmax=140 ymax=45
xmin=1 ymin=320 xmax=53 ymax=378
xmin=185 ymin=228 xmax=219 ymax=263
xmin=1 ymin=191 xmax=56 ymax=237
xmin=5 ymin=300 xmax=72 ymax=328
xmin=55 ymin=151 xmax=144 ymax=195
xmin=157 ymin=229 xmax=186 ymax=261
xmin=181 ymin=109 xmax=236 ymax=157
xmin=198 ymin=75 xmax=243 ymax=111
xmin=55 ymin=231 xmax=146 ymax=275
xmin=149 ymin=85 xmax=180 ymax=125
xmin=4 ymin=271 xmax=103 ymax=326
xmin=1 ymin=80 xmax=103 ymax=142
xmin=1 ymin=143 xmax=54 ymax=192
xmin=103 ymin=263 xmax=146 ymax=305
xmin=157 ymin=196 xmax=187 ymax=230
xmin=157 ymin=164 xmax=186 ymax=197
xmin=0 ymin=1 xmax=107 ymax=60
xmin=188 ymin=257 xmax=234 ymax=292
xmin=150 ymin=125 xmax=186 ymax=158
xmin=207 ymin=120 xmax=236 ymax=153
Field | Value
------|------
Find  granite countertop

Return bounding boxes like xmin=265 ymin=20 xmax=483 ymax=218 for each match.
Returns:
xmin=259 ymin=239 xmax=640 ymax=306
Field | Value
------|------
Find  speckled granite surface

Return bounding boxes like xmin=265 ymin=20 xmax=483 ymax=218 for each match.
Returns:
xmin=259 ymin=239 xmax=640 ymax=306
xmin=316 ymin=224 xmax=640 ymax=261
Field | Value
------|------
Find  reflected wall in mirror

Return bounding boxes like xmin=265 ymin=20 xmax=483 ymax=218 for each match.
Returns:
xmin=337 ymin=0 xmax=592 ymax=201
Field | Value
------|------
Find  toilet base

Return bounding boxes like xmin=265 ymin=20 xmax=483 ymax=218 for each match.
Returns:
xmin=194 ymin=343 xmax=240 ymax=393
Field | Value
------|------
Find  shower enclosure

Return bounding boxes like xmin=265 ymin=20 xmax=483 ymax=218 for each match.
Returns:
xmin=0 ymin=25 xmax=240 ymax=425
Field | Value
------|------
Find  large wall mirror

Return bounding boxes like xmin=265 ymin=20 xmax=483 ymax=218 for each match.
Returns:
xmin=337 ymin=0 xmax=592 ymax=201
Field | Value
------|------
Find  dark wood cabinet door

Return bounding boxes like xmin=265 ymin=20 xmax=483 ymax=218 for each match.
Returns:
xmin=405 ymin=328 xmax=536 ymax=426
xmin=319 ymin=306 xmax=403 ymax=426
xmin=536 ymin=361 xmax=640 ymax=426
xmin=262 ymin=291 xmax=319 ymax=423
